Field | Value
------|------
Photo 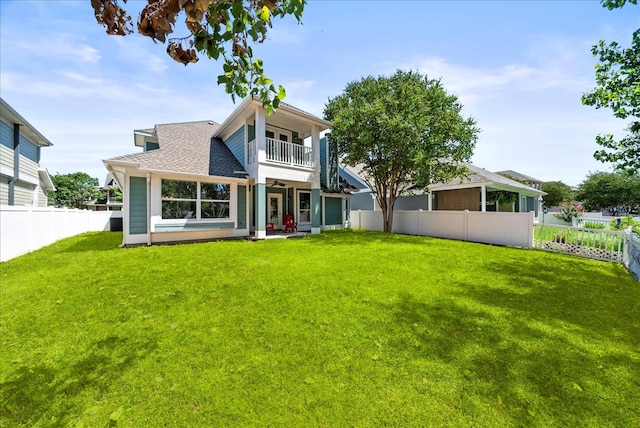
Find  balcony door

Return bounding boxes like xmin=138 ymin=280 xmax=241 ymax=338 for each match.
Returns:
xmin=266 ymin=126 xmax=292 ymax=143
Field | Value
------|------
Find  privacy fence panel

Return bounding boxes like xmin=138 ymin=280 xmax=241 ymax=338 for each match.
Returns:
xmin=350 ymin=209 xmax=534 ymax=248
xmin=0 ymin=206 xmax=122 ymax=262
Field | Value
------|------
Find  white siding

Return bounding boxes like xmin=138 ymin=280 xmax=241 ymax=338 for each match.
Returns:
xmin=37 ymin=185 xmax=48 ymax=207
xmin=18 ymin=155 xmax=39 ymax=181
xmin=0 ymin=145 xmax=13 ymax=171
xmin=14 ymin=182 xmax=34 ymax=206
xmin=0 ymin=176 xmax=8 ymax=205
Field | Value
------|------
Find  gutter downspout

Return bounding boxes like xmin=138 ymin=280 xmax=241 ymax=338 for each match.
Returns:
xmin=147 ymin=173 xmax=152 ymax=246
xmin=8 ymin=124 xmax=20 ymax=205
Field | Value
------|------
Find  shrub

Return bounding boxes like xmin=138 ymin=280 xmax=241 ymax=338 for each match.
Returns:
xmin=583 ymin=222 xmax=606 ymax=229
xmin=554 ymin=203 xmax=581 ymax=223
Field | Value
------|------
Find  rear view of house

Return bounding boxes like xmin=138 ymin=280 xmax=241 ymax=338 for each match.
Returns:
xmin=0 ymin=98 xmax=55 ymax=206
xmin=104 ymin=97 xmax=352 ymax=246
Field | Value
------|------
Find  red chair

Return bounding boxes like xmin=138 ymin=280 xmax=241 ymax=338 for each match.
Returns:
xmin=283 ymin=214 xmax=297 ymax=233
xmin=265 ymin=222 xmax=274 ymax=233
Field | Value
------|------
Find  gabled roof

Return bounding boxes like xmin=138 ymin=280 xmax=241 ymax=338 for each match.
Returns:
xmin=104 ymin=121 xmax=246 ymax=179
xmin=213 ymin=96 xmax=332 ymax=141
xmin=495 ymin=169 xmax=543 ymax=184
xmin=429 ymin=163 xmax=546 ymax=196
xmin=0 ymin=97 xmax=53 ymax=147
xmin=341 ymin=161 xmax=545 ymax=197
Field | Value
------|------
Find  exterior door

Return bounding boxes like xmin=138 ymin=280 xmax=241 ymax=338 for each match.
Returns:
xmin=268 ymin=193 xmax=283 ymax=229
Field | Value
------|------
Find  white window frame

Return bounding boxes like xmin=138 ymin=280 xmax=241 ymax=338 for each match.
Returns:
xmin=298 ymin=190 xmax=311 ymax=224
xmin=161 ymin=179 xmax=231 ymax=221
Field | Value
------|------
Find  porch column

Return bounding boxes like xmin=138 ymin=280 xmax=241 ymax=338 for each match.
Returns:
xmin=428 ymin=191 xmax=433 ymax=211
xmin=255 ymin=176 xmax=267 ymax=239
xmin=311 ymin=125 xmax=320 ymax=170
xmin=480 ymin=185 xmax=486 ymax=212
xmin=311 ymin=188 xmax=321 ymax=234
xmin=255 ymin=107 xmax=267 ymax=163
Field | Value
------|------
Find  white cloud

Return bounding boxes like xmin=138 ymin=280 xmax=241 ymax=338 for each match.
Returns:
xmin=8 ymin=35 xmax=101 ymax=63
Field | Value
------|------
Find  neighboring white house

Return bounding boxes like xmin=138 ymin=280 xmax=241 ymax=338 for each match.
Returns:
xmin=0 ymin=98 xmax=55 ymax=206
xmin=87 ymin=173 xmax=123 ymax=212
xmin=103 ymin=96 xmax=353 ymax=246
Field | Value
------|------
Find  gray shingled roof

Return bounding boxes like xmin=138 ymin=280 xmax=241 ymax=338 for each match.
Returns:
xmin=495 ymin=169 xmax=542 ymax=184
xmin=429 ymin=163 xmax=545 ymax=195
xmin=106 ymin=121 xmax=246 ymax=179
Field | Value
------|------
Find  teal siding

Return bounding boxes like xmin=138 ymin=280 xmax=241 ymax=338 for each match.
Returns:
xmin=526 ymin=197 xmax=534 ymax=212
xmin=144 ymin=141 xmax=159 ymax=151
xmin=325 ymin=197 xmax=342 ymax=225
xmin=312 ymin=189 xmax=321 ymax=228
xmin=320 ymin=137 xmax=327 ymax=187
xmin=19 ymin=135 xmax=38 ymax=162
xmin=256 ymin=183 xmax=266 ymax=229
xmin=328 ymin=137 xmax=338 ymax=191
xmin=129 ymin=177 xmax=147 ymax=235
xmin=287 ymin=187 xmax=294 ymax=216
xmin=319 ymin=137 xmax=338 ymax=190
xmin=237 ymin=185 xmax=247 ymax=229
xmin=225 ymin=126 xmax=245 ymax=167
xmin=0 ymin=120 xmax=12 ymax=149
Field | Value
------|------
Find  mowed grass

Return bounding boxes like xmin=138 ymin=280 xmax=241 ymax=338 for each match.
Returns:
xmin=1 ymin=230 xmax=638 ymax=427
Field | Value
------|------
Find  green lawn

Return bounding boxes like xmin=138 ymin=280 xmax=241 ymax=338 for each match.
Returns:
xmin=1 ymin=231 xmax=638 ymax=427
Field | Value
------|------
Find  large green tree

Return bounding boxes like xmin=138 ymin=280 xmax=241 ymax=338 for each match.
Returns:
xmin=91 ymin=0 xmax=305 ymax=114
xmin=582 ymin=0 xmax=639 ymax=175
xmin=575 ymin=171 xmax=640 ymax=215
xmin=324 ymin=70 xmax=479 ymax=232
xmin=541 ymin=181 xmax=573 ymax=207
xmin=48 ymin=172 xmax=101 ymax=209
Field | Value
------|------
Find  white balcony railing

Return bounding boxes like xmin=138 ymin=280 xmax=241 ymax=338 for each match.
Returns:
xmin=247 ymin=138 xmax=314 ymax=168
xmin=247 ymin=139 xmax=258 ymax=164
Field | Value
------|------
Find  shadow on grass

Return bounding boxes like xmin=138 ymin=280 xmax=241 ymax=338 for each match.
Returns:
xmin=59 ymin=232 xmax=123 ymax=253
xmin=305 ymin=229 xmax=443 ymax=248
xmin=1 ymin=336 xmax=157 ymax=426
xmin=389 ymin=282 xmax=640 ymax=426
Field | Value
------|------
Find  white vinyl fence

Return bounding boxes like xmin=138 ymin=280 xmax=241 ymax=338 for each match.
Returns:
xmin=623 ymin=231 xmax=640 ymax=281
xmin=350 ymin=209 xmax=534 ymax=248
xmin=0 ymin=206 xmax=123 ymax=262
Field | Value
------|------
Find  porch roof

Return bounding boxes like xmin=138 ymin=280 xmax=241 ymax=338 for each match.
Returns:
xmin=428 ymin=163 xmax=546 ymax=197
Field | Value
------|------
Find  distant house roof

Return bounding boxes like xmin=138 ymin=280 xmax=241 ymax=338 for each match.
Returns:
xmin=429 ymin=163 xmax=546 ymax=196
xmin=495 ymin=170 xmax=543 ymax=184
xmin=104 ymin=121 xmax=246 ymax=179
xmin=1 ymin=97 xmax=53 ymax=147
xmin=321 ymin=176 xmax=358 ymax=194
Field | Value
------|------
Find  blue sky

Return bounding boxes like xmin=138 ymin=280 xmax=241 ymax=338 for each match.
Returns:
xmin=1 ymin=1 xmax=637 ymax=186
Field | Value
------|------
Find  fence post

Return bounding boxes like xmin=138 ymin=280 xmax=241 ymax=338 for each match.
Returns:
xmin=527 ymin=211 xmax=534 ymax=248
xmin=463 ymin=210 xmax=469 ymax=241
xmin=418 ymin=209 xmax=422 ymax=236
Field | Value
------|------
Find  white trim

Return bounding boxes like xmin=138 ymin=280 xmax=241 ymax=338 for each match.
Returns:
xmin=298 ymin=190 xmax=312 ymax=224
xmin=267 ymin=192 xmax=283 ymax=229
xmin=265 ymin=125 xmax=293 ymax=143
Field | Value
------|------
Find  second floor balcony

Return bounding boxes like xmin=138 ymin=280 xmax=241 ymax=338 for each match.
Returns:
xmin=247 ymin=138 xmax=315 ymax=169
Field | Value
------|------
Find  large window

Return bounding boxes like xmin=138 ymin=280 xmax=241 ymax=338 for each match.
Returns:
xmin=298 ymin=191 xmax=311 ymax=223
xmin=162 ymin=179 xmax=230 ymax=220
